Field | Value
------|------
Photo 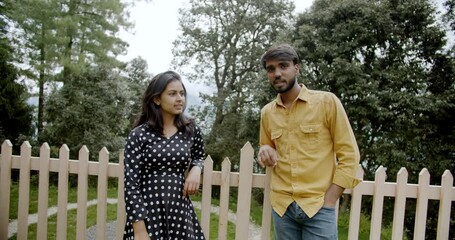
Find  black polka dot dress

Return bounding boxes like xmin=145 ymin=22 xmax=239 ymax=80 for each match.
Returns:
xmin=123 ymin=124 xmax=205 ymax=240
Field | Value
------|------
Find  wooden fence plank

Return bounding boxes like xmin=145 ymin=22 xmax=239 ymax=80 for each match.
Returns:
xmin=234 ymin=142 xmax=254 ymax=240
xmin=76 ymin=146 xmax=89 ymax=240
xmin=260 ymin=167 xmax=272 ymax=240
xmin=116 ymin=150 xmax=126 ymax=240
xmin=57 ymin=144 xmax=70 ymax=240
xmin=218 ymin=158 xmax=231 ymax=240
xmin=37 ymin=143 xmax=50 ymax=240
xmin=96 ymin=148 xmax=109 ymax=239
xmin=414 ymin=168 xmax=430 ymax=240
xmin=391 ymin=167 xmax=408 ymax=240
xmin=200 ymin=156 xmax=213 ymax=239
xmin=436 ymin=170 xmax=453 ymax=240
xmin=348 ymin=165 xmax=364 ymax=240
xmin=0 ymin=140 xmax=13 ymax=239
xmin=370 ymin=166 xmax=386 ymax=240
xmin=17 ymin=142 xmax=32 ymax=240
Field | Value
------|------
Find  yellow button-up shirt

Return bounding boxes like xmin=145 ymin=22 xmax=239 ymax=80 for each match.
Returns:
xmin=260 ymin=84 xmax=361 ymax=218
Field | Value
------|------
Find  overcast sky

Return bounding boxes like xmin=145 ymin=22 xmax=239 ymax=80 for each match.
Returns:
xmin=119 ymin=0 xmax=314 ymax=76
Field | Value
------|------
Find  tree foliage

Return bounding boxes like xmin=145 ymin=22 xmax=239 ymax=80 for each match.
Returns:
xmin=4 ymin=0 xmax=131 ymax=138
xmin=0 ymin=2 xmax=33 ymax=148
xmin=173 ymin=0 xmax=295 ymax=169
xmin=294 ymin=0 xmax=453 ymax=178
xmin=42 ymin=65 xmax=132 ymax=160
xmin=292 ymin=0 xmax=454 ymax=238
xmin=444 ymin=0 xmax=455 ymax=32
xmin=124 ymin=56 xmax=152 ymax=127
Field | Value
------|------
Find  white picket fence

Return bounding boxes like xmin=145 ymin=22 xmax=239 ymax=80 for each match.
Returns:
xmin=0 ymin=139 xmax=454 ymax=239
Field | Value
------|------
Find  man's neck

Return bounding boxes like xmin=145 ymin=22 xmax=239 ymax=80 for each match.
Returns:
xmin=280 ymin=83 xmax=301 ymax=107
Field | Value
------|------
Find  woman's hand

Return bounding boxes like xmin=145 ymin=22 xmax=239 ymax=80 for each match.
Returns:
xmin=132 ymin=220 xmax=150 ymax=240
xmin=183 ymin=166 xmax=202 ymax=196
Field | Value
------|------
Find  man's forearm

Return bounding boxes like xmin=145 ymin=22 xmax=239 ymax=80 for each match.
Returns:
xmin=324 ymin=183 xmax=345 ymax=207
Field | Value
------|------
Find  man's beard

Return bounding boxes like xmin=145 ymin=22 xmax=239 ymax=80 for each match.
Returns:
xmin=272 ymin=76 xmax=296 ymax=93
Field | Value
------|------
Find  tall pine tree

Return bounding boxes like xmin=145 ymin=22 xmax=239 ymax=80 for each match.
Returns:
xmin=0 ymin=2 xmax=33 ymax=148
xmin=5 ymin=0 xmax=131 ymax=138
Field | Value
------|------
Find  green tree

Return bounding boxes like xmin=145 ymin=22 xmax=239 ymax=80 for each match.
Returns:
xmin=292 ymin=0 xmax=454 ymax=238
xmin=123 ymin=56 xmax=152 ymax=129
xmin=5 ymin=0 xmax=60 ymax=139
xmin=0 ymin=2 xmax=33 ymax=148
xmin=444 ymin=0 xmax=455 ymax=32
xmin=54 ymin=0 xmax=131 ymax=78
xmin=172 ymin=0 xmax=295 ymax=169
xmin=5 ymin=0 xmax=131 ymax=138
xmin=43 ymin=66 xmax=131 ymax=161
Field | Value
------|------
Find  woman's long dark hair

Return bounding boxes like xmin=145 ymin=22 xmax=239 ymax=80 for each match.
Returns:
xmin=133 ymin=71 xmax=195 ymax=137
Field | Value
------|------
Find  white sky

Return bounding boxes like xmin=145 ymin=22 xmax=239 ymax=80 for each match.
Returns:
xmin=119 ymin=0 xmax=314 ymax=75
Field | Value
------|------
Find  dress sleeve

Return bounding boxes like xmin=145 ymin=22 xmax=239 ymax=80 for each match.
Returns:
xmin=190 ymin=125 xmax=206 ymax=171
xmin=123 ymin=127 xmax=148 ymax=223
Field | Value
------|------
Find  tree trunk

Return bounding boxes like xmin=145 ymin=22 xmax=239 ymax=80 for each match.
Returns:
xmin=37 ymin=24 xmax=46 ymax=140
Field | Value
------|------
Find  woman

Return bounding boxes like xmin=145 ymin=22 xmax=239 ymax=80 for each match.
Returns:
xmin=123 ymin=71 xmax=205 ymax=240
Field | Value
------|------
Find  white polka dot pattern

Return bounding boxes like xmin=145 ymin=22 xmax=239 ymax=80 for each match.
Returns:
xmin=123 ymin=124 xmax=205 ymax=239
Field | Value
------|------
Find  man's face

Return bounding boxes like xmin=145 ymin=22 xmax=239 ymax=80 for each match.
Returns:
xmin=265 ymin=59 xmax=299 ymax=93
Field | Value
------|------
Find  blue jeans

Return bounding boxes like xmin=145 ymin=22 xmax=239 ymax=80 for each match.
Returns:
xmin=272 ymin=201 xmax=338 ymax=240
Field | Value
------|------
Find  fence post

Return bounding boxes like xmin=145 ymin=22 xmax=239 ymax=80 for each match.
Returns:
xmin=348 ymin=165 xmax=364 ymax=240
xmin=437 ymin=170 xmax=453 ymax=240
xmin=0 ymin=140 xmax=13 ymax=239
xmin=200 ymin=156 xmax=213 ymax=239
xmin=76 ymin=146 xmax=89 ymax=240
xmin=370 ymin=166 xmax=386 ymax=240
xmin=391 ymin=167 xmax=408 ymax=240
xmin=234 ymin=142 xmax=254 ymax=240
xmin=116 ymin=150 xmax=126 ymax=240
xmin=414 ymin=168 xmax=430 ymax=240
xmin=57 ymin=144 xmax=70 ymax=240
xmin=17 ymin=141 xmax=32 ymax=239
xmin=218 ymin=158 xmax=231 ymax=240
xmin=260 ymin=167 xmax=272 ymax=240
xmin=37 ymin=143 xmax=50 ymax=240
xmin=96 ymin=147 xmax=109 ymax=239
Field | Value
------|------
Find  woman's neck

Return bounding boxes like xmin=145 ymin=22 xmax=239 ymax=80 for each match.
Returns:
xmin=161 ymin=112 xmax=176 ymax=126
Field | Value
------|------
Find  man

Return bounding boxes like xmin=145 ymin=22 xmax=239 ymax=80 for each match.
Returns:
xmin=257 ymin=44 xmax=360 ymax=240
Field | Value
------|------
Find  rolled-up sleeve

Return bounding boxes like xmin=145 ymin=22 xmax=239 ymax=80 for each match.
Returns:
xmin=259 ymin=105 xmax=274 ymax=147
xmin=328 ymin=94 xmax=361 ymax=189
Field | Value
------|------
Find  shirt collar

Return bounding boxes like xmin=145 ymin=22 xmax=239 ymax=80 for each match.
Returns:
xmin=274 ymin=84 xmax=310 ymax=106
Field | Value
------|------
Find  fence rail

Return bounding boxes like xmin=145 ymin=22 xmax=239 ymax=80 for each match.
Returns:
xmin=0 ymin=140 xmax=454 ymax=239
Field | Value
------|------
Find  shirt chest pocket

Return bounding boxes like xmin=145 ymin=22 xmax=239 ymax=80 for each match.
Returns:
xmin=300 ymin=124 xmax=321 ymax=150
xmin=270 ymin=129 xmax=283 ymax=150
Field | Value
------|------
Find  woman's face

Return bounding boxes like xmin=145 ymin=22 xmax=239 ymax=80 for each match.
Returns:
xmin=154 ymin=80 xmax=186 ymax=117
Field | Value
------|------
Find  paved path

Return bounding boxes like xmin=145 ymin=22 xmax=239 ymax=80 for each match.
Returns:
xmin=8 ymin=198 xmax=262 ymax=240
xmin=7 ymin=198 xmax=118 ymax=239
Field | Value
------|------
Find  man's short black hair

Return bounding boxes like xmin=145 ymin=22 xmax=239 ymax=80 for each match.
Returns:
xmin=261 ymin=44 xmax=299 ymax=69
